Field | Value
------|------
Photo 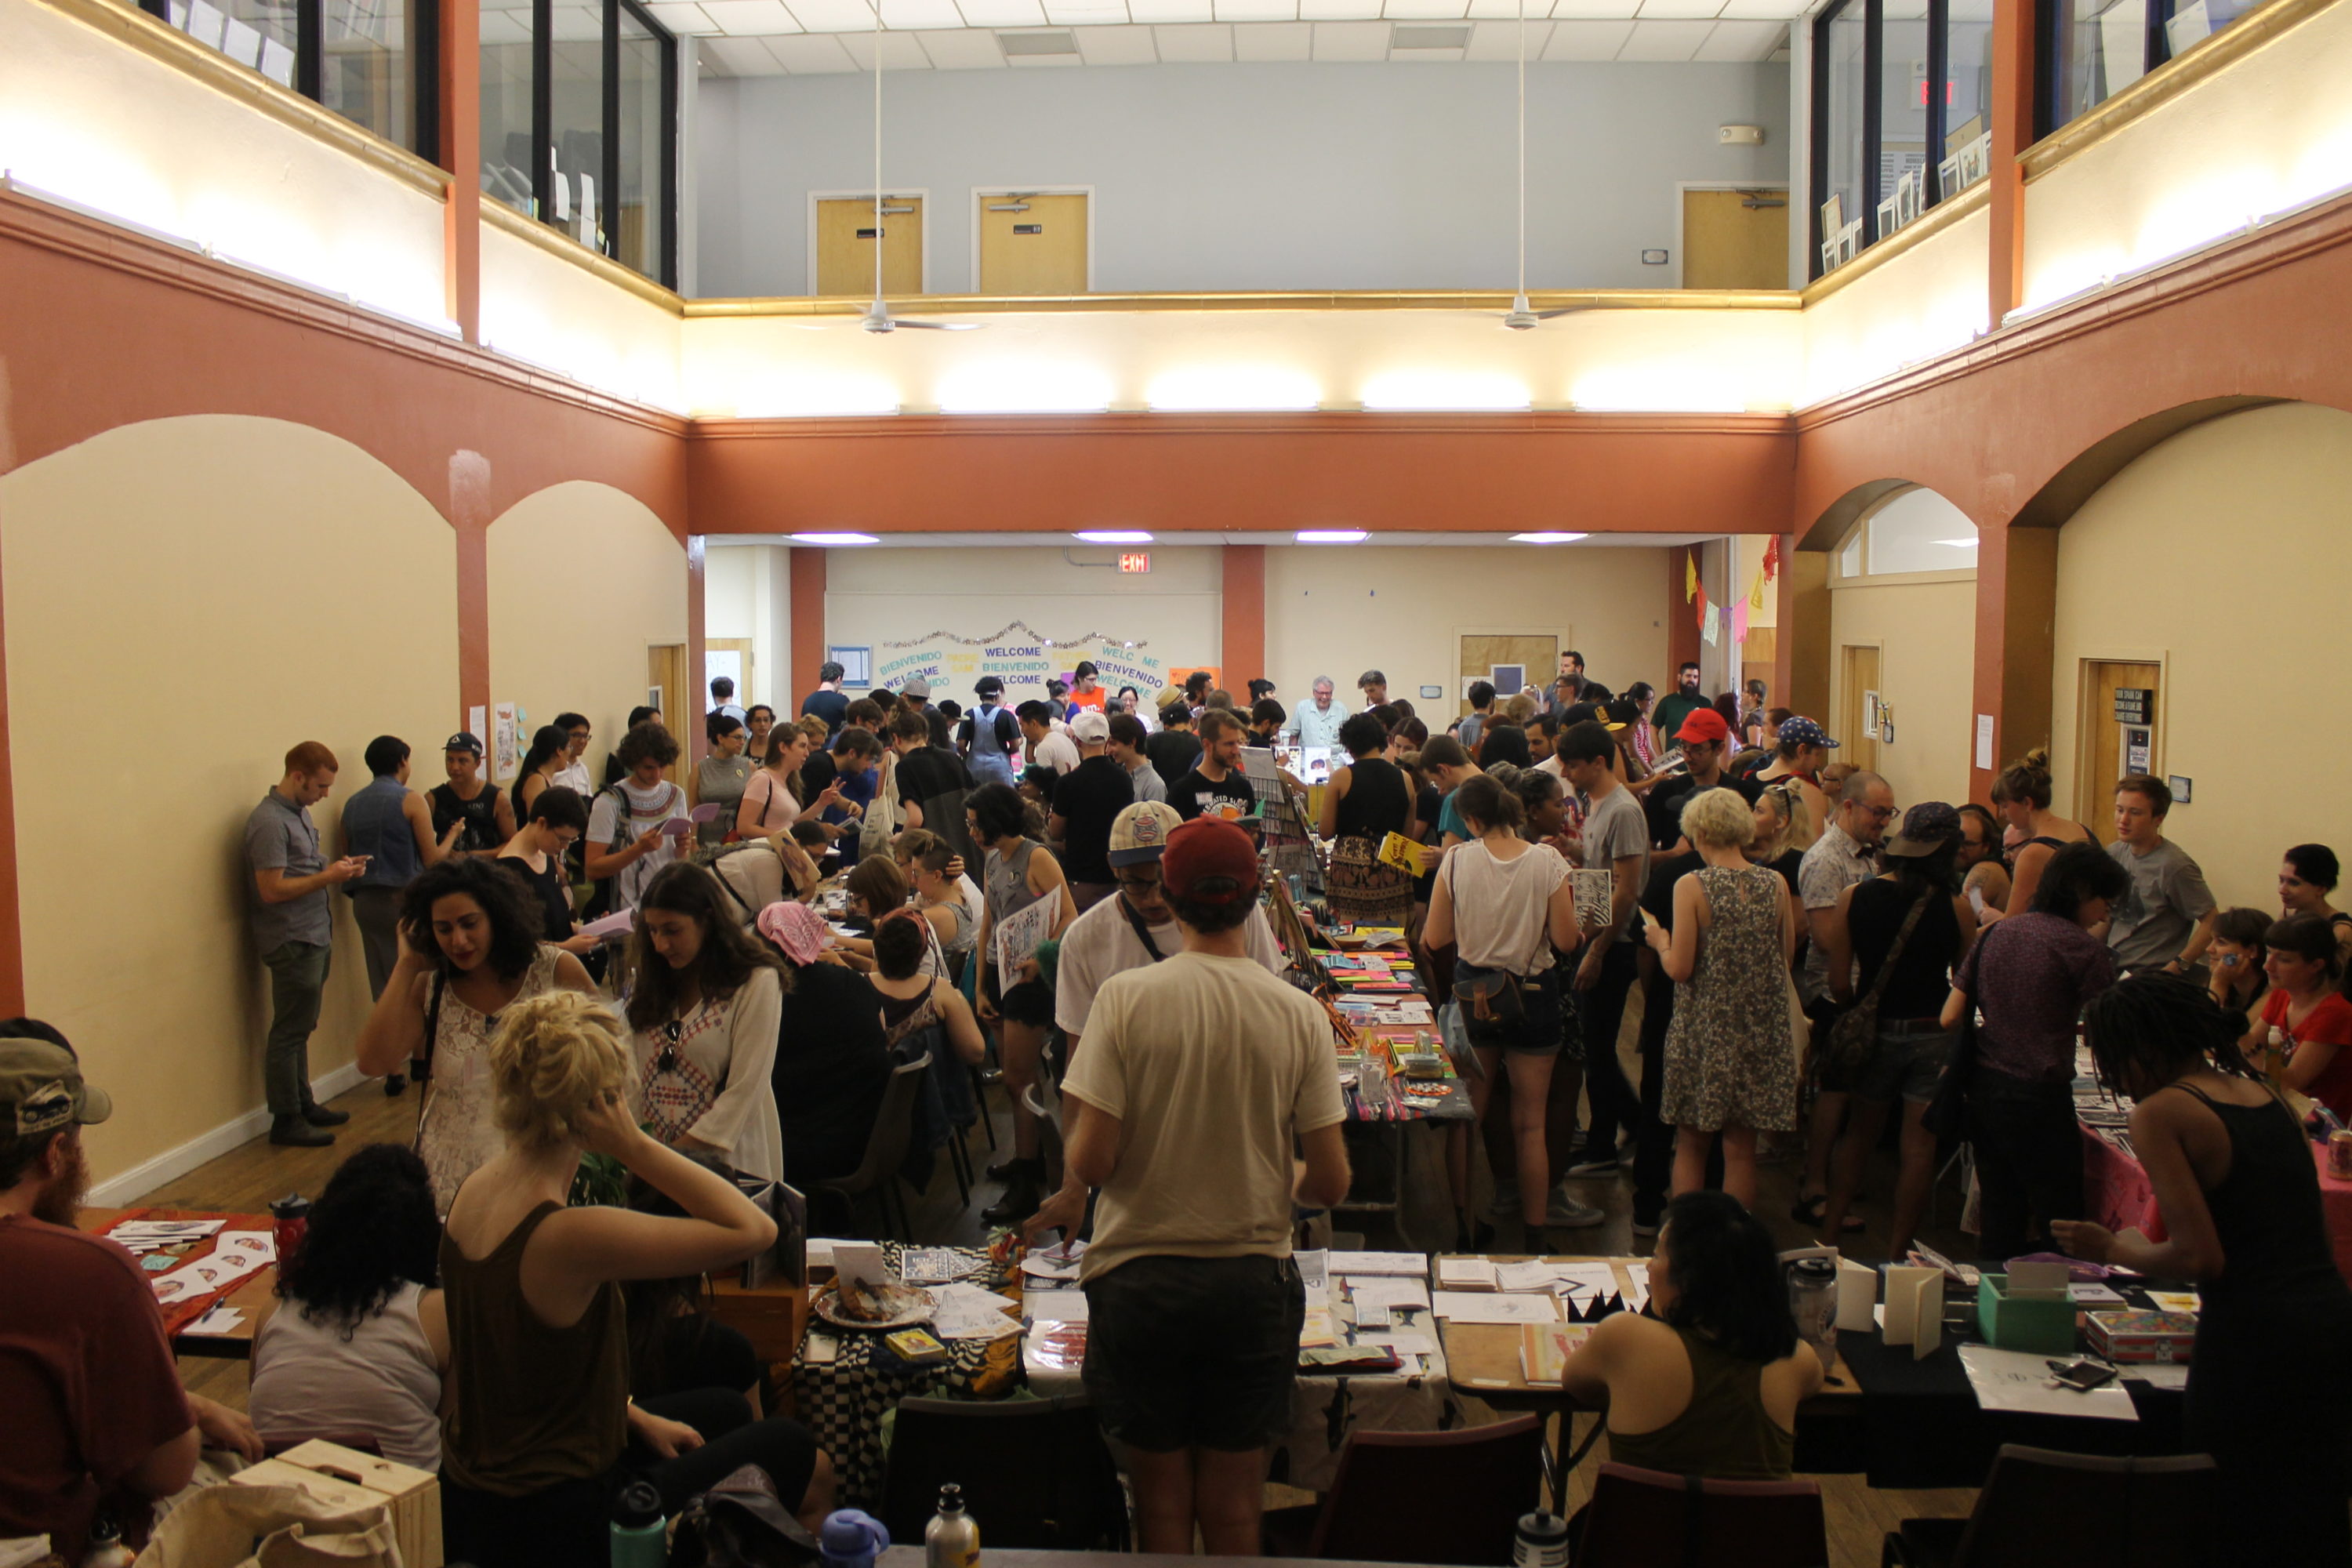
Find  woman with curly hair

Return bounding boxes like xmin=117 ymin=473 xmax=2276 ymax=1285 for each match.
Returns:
xmin=354 ymin=856 xmax=597 ymax=1213
xmin=249 ymin=1145 xmax=448 ymax=1466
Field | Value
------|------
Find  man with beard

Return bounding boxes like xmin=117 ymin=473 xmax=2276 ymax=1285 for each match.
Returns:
xmin=0 ymin=1024 xmax=262 ymax=1558
xmin=1650 ymin=661 xmax=1708 ymax=749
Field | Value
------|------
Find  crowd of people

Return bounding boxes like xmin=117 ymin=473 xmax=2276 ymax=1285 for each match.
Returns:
xmin=10 ymin=652 xmax=2352 ymax=1563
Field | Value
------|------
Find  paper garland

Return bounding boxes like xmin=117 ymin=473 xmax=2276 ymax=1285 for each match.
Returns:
xmin=879 ymin=619 xmax=1149 ymax=652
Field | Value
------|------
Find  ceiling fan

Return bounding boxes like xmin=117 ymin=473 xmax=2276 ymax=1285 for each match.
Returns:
xmin=857 ymin=3 xmax=976 ymax=333
xmin=1492 ymin=0 xmax=1585 ymax=331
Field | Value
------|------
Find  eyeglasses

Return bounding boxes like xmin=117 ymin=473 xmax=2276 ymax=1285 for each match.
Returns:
xmin=1866 ymin=804 xmax=1898 ymax=821
xmin=1114 ymin=870 xmax=1164 ymax=891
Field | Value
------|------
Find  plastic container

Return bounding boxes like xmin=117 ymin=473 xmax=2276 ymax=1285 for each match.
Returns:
xmin=1976 ymin=1273 xmax=2078 ymax=1356
xmin=821 ymin=1508 xmax=891 ymax=1568
xmin=1787 ymin=1256 xmax=1838 ymax=1374
xmin=81 ymin=1511 xmax=136 ymax=1568
xmin=1512 ymin=1511 xmax=1570 ymax=1568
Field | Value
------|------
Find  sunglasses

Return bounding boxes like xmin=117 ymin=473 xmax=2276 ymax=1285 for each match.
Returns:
xmin=654 ymin=1018 xmax=684 ymax=1074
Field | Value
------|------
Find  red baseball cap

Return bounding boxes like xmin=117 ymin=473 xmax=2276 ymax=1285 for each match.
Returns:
xmin=1162 ymin=817 xmax=1259 ymax=904
xmin=1675 ymin=707 xmax=1732 ymax=745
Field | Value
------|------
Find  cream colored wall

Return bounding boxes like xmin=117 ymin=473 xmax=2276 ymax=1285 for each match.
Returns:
xmin=1264 ymin=546 xmax=1671 ymax=716
xmin=2052 ymin=402 xmax=2352 ymax=909
xmin=0 ymin=0 xmax=449 ymax=329
xmin=1828 ymin=574 xmax=1977 ymax=811
xmin=0 ymin=416 xmax=456 ymax=1184
xmin=2022 ymin=0 xmax=2352 ymax=310
xmin=705 ymin=543 xmax=792 ymax=711
xmin=479 ymin=226 xmax=686 ymax=411
xmin=487 ymin=482 xmax=688 ymax=756
xmin=1802 ymin=204 xmax=1991 ymax=406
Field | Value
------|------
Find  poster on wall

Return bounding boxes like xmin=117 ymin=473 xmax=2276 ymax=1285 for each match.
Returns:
xmin=491 ymin=702 xmax=521 ymax=783
xmin=706 ymin=650 xmax=744 ymax=709
xmin=868 ymin=620 xmax=1173 ymax=708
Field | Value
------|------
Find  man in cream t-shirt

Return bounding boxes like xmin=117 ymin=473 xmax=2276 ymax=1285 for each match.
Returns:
xmin=1062 ymin=817 xmax=1351 ymax=1555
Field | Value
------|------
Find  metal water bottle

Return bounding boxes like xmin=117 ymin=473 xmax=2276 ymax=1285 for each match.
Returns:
xmin=1788 ymin=1255 xmax=1838 ymax=1374
xmin=1512 ymin=1510 xmax=1570 ymax=1568
xmin=609 ymin=1479 xmax=666 ymax=1568
xmin=924 ymin=1485 xmax=980 ymax=1568
xmin=269 ymin=1193 xmax=311 ymax=1265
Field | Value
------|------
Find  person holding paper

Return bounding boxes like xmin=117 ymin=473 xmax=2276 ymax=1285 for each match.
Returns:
xmin=586 ymin=721 xmax=691 ymax=911
xmin=1320 ymin=712 xmax=1416 ymax=930
xmin=1560 ymin=1191 xmax=1821 ymax=1483
xmin=495 ymin=786 xmax=601 ymax=954
xmin=967 ymin=781 xmax=1077 ymax=1223
xmin=2055 ymin=974 xmax=2352 ymax=1566
xmin=689 ymin=713 xmax=754 ymax=850
xmin=355 ymin=857 xmax=597 ymax=1213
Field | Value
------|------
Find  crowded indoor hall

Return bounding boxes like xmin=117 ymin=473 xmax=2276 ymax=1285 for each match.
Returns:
xmin=3 ymin=0 xmax=2348 ymax=1557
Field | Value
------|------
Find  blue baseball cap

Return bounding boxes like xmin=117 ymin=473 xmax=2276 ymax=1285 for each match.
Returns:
xmin=1777 ymin=716 xmax=1838 ymax=750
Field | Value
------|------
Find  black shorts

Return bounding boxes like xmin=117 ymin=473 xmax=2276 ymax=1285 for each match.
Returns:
xmin=983 ymin=964 xmax=1057 ymax=1029
xmin=1081 ymin=1254 xmax=1304 ymax=1454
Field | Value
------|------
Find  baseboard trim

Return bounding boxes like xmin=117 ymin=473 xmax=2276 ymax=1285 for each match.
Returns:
xmin=91 ymin=1062 xmax=369 ymax=1207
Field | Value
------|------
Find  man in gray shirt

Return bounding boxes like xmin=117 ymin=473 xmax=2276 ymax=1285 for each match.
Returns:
xmin=243 ymin=742 xmax=367 ymax=1148
xmin=1794 ymin=768 xmax=1893 ymax=1227
xmin=1559 ymin=720 xmax=1649 ymax=1198
xmin=2107 ymin=774 xmax=2217 ymax=975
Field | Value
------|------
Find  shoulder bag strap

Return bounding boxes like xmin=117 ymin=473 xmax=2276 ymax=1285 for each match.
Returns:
xmin=1119 ymin=895 xmax=1167 ymax=963
xmin=412 ymin=971 xmax=446 ymax=1152
xmin=1853 ymin=887 xmax=1935 ymax=1013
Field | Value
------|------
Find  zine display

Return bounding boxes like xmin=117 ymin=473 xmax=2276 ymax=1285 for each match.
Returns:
xmin=1242 ymin=746 xmax=1323 ymax=897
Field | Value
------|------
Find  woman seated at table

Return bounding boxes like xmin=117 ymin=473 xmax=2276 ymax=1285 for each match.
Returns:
xmin=1561 ymin=1190 xmax=1822 ymax=1480
xmin=2205 ymin=906 xmax=2271 ymax=1033
xmin=2238 ymin=913 xmax=2352 ymax=1122
xmin=249 ymin=1144 xmax=447 ymax=1468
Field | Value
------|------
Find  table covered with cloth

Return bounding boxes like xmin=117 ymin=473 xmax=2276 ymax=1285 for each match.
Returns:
xmin=2082 ymin=1123 xmax=2352 ymax=1288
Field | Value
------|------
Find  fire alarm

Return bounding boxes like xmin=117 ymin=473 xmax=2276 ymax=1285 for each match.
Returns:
xmin=1719 ymin=125 xmax=1766 ymax=145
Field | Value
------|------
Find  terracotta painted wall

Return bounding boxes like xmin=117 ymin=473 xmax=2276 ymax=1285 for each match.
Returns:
xmin=0 ymin=416 xmax=457 ymax=1185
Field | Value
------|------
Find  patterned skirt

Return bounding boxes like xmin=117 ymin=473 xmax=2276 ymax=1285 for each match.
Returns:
xmin=1327 ymin=836 xmax=1414 ymax=929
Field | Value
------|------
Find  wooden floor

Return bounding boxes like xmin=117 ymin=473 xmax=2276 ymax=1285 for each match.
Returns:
xmin=144 ymin=1043 xmax=1979 ymax=1567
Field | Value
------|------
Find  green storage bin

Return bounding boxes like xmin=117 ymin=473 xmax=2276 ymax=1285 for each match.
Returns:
xmin=1977 ymin=1273 xmax=2078 ymax=1356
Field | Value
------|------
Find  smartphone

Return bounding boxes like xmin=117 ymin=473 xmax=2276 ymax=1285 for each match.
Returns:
xmin=1639 ymin=907 xmax=1663 ymax=932
xmin=2046 ymin=1359 xmax=2118 ymax=1392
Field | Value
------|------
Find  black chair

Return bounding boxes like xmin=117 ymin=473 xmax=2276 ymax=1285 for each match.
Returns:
xmin=879 ymin=1394 xmax=1129 ymax=1550
xmin=1882 ymin=1444 xmax=2219 ymax=1567
xmin=1262 ymin=1415 xmax=1543 ymax=1563
xmin=1576 ymin=1461 xmax=1827 ymax=1568
xmin=818 ymin=1054 xmax=930 ymax=1240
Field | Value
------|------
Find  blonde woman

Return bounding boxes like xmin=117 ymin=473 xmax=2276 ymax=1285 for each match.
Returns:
xmin=1644 ymin=788 xmax=1798 ymax=1209
xmin=1749 ymin=780 xmax=1812 ymax=892
xmin=439 ymin=991 xmax=835 ymax=1565
xmin=1985 ymin=747 xmax=2094 ymax=920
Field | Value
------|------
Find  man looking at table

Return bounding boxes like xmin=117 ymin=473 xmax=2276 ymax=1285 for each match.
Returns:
xmin=0 ymin=1025 xmax=261 ymax=1560
xmin=1065 ymin=818 xmax=1351 ymax=1555
xmin=1279 ymin=676 xmax=1351 ymax=751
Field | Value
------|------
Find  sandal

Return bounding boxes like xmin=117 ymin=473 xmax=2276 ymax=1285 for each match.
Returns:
xmin=1791 ymin=1193 xmax=1867 ymax=1232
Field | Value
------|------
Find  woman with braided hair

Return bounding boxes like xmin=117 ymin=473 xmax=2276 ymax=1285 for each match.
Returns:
xmin=2054 ymin=973 xmax=2352 ymax=1563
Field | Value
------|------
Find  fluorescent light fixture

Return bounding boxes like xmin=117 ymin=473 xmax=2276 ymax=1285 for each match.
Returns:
xmin=936 ymin=363 xmax=1114 ymax=415
xmin=1359 ymin=371 xmax=1531 ymax=412
xmin=1295 ymin=529 xmax=1369 ymax=543
xmin=789 ymin=532 xmax=881 ymax=545
xmin=1511 ymin=532 xmax=1589 ymax=543
xmin=1934 ymin=537 xmax=1980 ymax=547
xmin=1074 ymin=530 xmax=1153 ymax=543
xmin=1144 ymin=366 xmax=1321 ymax=412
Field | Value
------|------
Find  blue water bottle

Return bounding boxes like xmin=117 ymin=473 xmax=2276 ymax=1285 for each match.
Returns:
xmin=610 ymin=1479 xmax=666 ymax=1568
xmin=822 ymin=1508 xmax=892 ymax=1568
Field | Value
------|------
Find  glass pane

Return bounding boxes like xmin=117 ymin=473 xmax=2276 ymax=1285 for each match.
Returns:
xmin=2155 ymin=0 xmax=2256 ymax=64
xmin=549 ymin=5 xmax=604 ymax=249
xmin=169 ymin=0 xmax=299 ymax=87
xmin=1942 ymin=0 xmax=1994 ymax=194
xmin=1821 ymin=2 xmax=1867 ymax=268
xmin=321 ymin=0 xmax=423 ymax=151
xmin=616 ymin=11 xmax=666 ymax=281
xmin=1867 ymin=488 xmax=1978 ymax=575
xmin=1881 ymin=0 xmax=1929 ymax=232
xmin=2050 ymin=0 xmax=2148 ymax=129
xmin=480 ymin=0 xmax=535 ymax=216
xmin=1838 ymin=528 xmax=1864 ymax=579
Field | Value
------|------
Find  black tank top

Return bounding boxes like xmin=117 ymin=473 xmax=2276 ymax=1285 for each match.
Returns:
xmin=430 ymin=782 xmax=504 ymax=852
xmin=2160 ymin=1082 xmax=2352 ymax=1325
xmin=1334 ymin=757 xmax=1411 ymax=844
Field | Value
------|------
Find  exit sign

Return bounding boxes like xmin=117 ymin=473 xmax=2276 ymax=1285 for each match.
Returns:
xmin=1119 ymin=552 xmax=1152 ymax=574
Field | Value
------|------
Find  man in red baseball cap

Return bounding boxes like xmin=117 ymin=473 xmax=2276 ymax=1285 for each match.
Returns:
xmin=1642 ymin=704 xmax=1763 ymax=852
xmin=1059 ymin=817 xmax=1351 ymax=1554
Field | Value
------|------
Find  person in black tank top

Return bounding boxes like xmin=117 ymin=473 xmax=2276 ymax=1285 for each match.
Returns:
xmin=430 ymin=735 xmax=514 ymax=852
xmin=2056 ymin=974 xmax=2352 ymax=1566
xmin=1318 ymin=714 xmax=1414 ymax=931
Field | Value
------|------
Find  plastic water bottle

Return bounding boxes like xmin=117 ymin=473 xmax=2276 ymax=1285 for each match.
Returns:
xmin=821 ymin=1509 xmax=891 ymax=1568
xmin=1788 ymin=1255 xmax=1838 ymax=1374
xmin=1512 ymin=1511 xmax=1570 ymax=1568
xmin=609 ymin=1479 xmax=666 ymax=1568
xmin=924 ymin=1485 xmax=981 ymax=1568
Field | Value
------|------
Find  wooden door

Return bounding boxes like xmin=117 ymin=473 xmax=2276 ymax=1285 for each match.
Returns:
xmin=1740 ymin=628 xmax=1777 ymax=717
xmin=1682 ymin=188 xmax=1789 ymax=289
xmin=648 ymin=644 xmax=688 ymax=781
xmin=1457 ymin=633 xmax=1560 ymax=717
xmin=1840 ymin=644 xmax=1881 ymax=771
xmin=815 ymin=196 xmax=924 ymax=297
xmin=706 ymin=637 xmax=755 ymax=715
xmin=2076 ymin=660 xmax=2162 ymax=826
xmin=977 ymin=193 xmax=1088 ymax=296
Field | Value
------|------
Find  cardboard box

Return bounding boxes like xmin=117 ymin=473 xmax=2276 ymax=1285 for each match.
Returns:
xmin=2086 ymin=1310 xmax=2198 ymax=1363
xmin=1977 ymin=1272 xmax=2078 ymax=1357
xmin=232 ymin=1440 xmax=442 ymax=1568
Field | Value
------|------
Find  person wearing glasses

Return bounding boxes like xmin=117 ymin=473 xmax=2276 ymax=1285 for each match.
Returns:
xmin=1788 ymin=768 xmax=1896 ymax=1232
xmin=625 ymin=863 xmax=788 ymax=1185
xmin=354 ymin=856 xmax=598 ymax=1214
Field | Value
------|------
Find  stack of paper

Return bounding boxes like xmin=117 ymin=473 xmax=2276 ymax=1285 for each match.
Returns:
xmin=1431 ymin=1292 xmax=1559 ymax=1324
xmin=1436 ymin=1258 xmax=1498 ymax=1292
xmin=1959 ymin=1344 xmax=2139 ymax=1421
xmin=932 ymin=1283 xmax=1022 ymax=1341
xmin=1328 ymin=1251 xmax=1427 ymax=1276
xmin=105 ymin=1218 xmax=226 ymax=1256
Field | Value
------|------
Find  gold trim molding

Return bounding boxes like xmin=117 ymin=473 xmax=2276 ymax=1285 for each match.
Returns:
xmin=682 ymin=288 xmax=1803 ymax=319
xmin=478 ymin=199 xmax=688 ymax=314
xmin=1799 ymin=180 xmax=1991 ymax=307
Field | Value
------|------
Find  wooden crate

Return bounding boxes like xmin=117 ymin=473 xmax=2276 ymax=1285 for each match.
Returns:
xmin=232 ymin=1440 xmax=442 ymax=1568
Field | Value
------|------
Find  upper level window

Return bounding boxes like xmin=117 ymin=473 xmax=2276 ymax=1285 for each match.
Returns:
xmin=143 ymin=0 xmax=437 ymax=158
xmin=477 ymin=0 xmax=677 ymax=288
xmin=2040 ymin=0 xmax=2270 ymax=133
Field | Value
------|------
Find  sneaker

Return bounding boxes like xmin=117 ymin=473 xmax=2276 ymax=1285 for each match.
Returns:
xmin=269 ymin=1116 xmax=333 ymax=1149
xmin=1630 ymin=1212 xmax=1663 ymax=1237
xmin=1566 ymin=1156 xmax=1620 ymax=1178
xmin=302 ymin=1105 xmax=350 ymax=1127
xmin=382 ymin=1073 xmax=407 ymax=1098
xmin=1542 ymin=1193 xmax=1606 ymax=1229
xmin=1489 ymin=1181 xmax=1522 ymax=1218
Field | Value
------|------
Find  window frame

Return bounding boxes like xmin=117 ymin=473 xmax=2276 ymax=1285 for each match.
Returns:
xmin=136 ymin=0 xmax=442 ymax=163
xmin=1809 ymin=0 xmax=1964 ymax=278
xmin=517 ymin=0 xmax=676 ymax=287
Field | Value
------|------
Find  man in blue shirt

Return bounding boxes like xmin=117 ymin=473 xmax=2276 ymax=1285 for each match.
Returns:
xmin=242 ymin=742 xmax=367 ymax=1147
xmin=1279 ymin=676 xmax=1351 ymax=750
xmin=800 ymin=662 xmax=850 ymax=736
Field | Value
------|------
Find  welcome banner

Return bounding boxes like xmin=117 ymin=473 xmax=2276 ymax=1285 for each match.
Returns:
xmin=873 ymin=621 xmax=1174 ymax=707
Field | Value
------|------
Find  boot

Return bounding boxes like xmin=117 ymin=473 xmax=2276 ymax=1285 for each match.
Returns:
xmin=303 ymin=1103 xmax=350 ymax=1127
xmin=270 ymin=1116 xmax=333 ymax=1149
xmin=981 ymin=1159 xmax=1044 ymax=1223
xmin=383 ymin=1073 xmax=407 ymax=1097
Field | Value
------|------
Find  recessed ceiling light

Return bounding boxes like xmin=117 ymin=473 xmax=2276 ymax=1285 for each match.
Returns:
xmin=1075 ymin=530 xmax=1153 ymax=543
xmin=1511 ymin=532 xmax=1590 ymax=543
xmin=1295 ymin=530 xmax=1369 ymax=543
xmin=789 ymin=532 xmax=880 ymax=546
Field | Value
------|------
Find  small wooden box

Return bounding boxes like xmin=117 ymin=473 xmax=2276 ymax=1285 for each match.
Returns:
xmin=233 ymin=1440 xmax=443 ymax=1568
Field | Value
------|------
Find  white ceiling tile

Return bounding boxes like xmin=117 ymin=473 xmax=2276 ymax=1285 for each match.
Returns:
xmin=1545 ymin=0 xmax=1637 ymax=16
xmin=702 ymin=0 xmax=802 ymax=27
xmin=1389 ymin=40 xmax=1464 ymax=53
xmin=1214 ymin=0 xmax=1295 ymax=16
xmin=768 ymin=30 xmax=862 ymax=64
xmin=1713 ymin=0 xmax=1802 ymax=13
xmin=1041 ymin=0 xmax=1131 ymax=19
xmin=1383 ymin=0 xmax=1467 ymax=14
xmin=1075 ymin=20 xmax=1161 ymax=55
xmin=956 ymin=0 xmax=1047 ymax=18
xmin=1233 ymin=16 xmax=1312 ymax=53
xmin=1463 ymin=16 xmax=1548 ymax=53
xmin=913 ymin=25 xmax=1009 ymax=60
xmin=1635 ymin=0 xmax=1719 ymax=16
xmin=1312 ymin=16 xmax=1388 ymax=50
xmin=1465 ymin=0 xmax=1543 ymax=16
xmin=1692 ymin=16 xmax=1780 ymax=53
xmin=1299 ymin=0 xmax=1381 ymax=16
xmin=1152 ymin=20 xmax=1233 ymax=53
xmin=1129 ymin=0 xmax=1211 ymax=16
xmin=877 ymin=0 xmax=964 ymax=23
xmin=1006 ymin=49 xmax=1085 ymax=59
xmin=838 ymin=28 xmax=935 ymax=62
xmin=644 ymin=2 xmax=719 ymax=31
xmin=699 ymin=31 xmax=792 ymax=66
xmin=782 ymin=0 xmax=875 ymax=27
xmin=1539 ymin=16 xmax=1628 ymax=51
xmin=1612 ymin=16 xmax=1709 ymax=53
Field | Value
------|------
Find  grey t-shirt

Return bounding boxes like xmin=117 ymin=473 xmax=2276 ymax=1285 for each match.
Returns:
xmin=245 ymin=790 xmax=329 ymax=951
xmin=2107 ymin=837 xmax=2216 ymax=971
xmin=1581 ymin=786 xmax=1650 ymax=942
